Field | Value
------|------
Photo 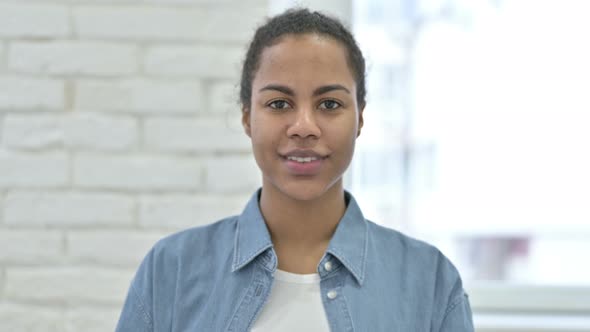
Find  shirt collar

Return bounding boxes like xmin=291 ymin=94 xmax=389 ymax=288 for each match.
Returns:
xmin=232 ymin=189 xmax=275 ymax=272
xmin=325 ymin=190 xmax=368 ymax=285
xmin=232 ymin=188 xmax=368 ymax=285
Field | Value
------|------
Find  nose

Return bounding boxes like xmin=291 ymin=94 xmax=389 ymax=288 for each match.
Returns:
xmin=286 ymin=106 xmax=321 ymax=139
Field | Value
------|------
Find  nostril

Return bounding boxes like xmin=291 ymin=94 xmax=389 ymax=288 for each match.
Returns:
xmin=287 ymin=119 xmax=321 ymax=139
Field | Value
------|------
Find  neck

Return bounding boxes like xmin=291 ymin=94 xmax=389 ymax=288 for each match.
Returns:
xmin=259 ymin=181 xmax=347 ymax=273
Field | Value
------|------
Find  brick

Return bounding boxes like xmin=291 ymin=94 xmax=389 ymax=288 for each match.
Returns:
xmin=74 ymin=6 xmax=206 ymax=41
xmin=67 ymin=231 xmax=165 ymax=266
xmin=139 ymin=194 xmax=246 ymax=228
xmin=0 ymin=42 xmax=5 ymax=68
xmin=63 ymin=113 xmax=138 ymax=151
xmin=0 ymin=230 xmax=63 ymax=264
xmin=0 ymin=4 xmax=70 ymax=38
xmin=205 ymin=156 xmax=260 ymax=193
xmin=4 ymin=191 xmax=134 ymax=226
xmin=144 ymin=117 xmax=250 ymax=153
xmin=2 ymin=113 xmax=138 ymax=151
xmin=209 ymin=81 xmax=240 ymax=114
xmin=74 ymin=154 xmax=203 ymax=191
xmin=0 ymin=304 xmax=63 ymax=332
xmin=75 ymin=79 xmax=202 ymax=114
xmin=0 ymin=77 xmax=64 ymax=111
xmin=5 ymin=267 xmax=133 ymax=304
xmin=186 ymin=5 xmax=267 ymax=43
xmin=74 ymin=6 xmax=263 ymax=42
xmin=65 ymin=307 xmax=120 ymax=332
xmin=0 ymin=151 xmax=68 ymax=188
xmin=144 ymin=45 xmax=243 ymax=79
xmin=9 ymin=41 xmax=138 ymax=76
xmin=2 ymin=114 xmax=62 ymax=149
xmin=73 ymin=0 xmax=262 ymax=4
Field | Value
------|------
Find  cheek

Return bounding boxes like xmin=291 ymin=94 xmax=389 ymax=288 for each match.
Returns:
xmin=325 ymin=117 xmax=358 ymax=143
xmin=250 ymin=118 xmax=280 ymax=154
xmin=249 ymin=115 xmax=267 ymax=141
xmin=253 ymin=111 xmax=286 ymax=133
xmin=250 ymin=126 xmax=267 ymax=146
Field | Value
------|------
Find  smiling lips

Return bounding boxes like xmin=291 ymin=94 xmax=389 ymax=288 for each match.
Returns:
xmin=281 ymin=150 xmax=327 ymax=175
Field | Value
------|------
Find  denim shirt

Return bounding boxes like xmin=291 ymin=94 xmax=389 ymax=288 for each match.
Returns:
xmin=115 ymin=189 xmax=474 ymax=331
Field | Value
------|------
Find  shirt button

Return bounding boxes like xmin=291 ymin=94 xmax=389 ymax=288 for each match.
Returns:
xmin=324 ymin=261 xmax=333 ymax=272
xmin=327 ymin=290 xmax=338 ymax=300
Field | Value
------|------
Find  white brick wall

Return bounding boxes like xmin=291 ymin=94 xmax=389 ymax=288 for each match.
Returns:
xmin=0 ymin=304 xmax=63 ymax=332
xmin=209 ymin=81 xmax=241 ymax=114
xmin=0 ymin=230 xmax=63 ymax=264
xmin=144 ymin=45 xmax=244 ymax=79
xmin=4 ymin=191 xmax=135 ymax=226
xmin=65 ymin=307 xmax=121 ymax=332
xmin=2 ymin=114 xmax=63 ymax=149
xmin=75 ymin=79 xmax=203 ymax=113
xmin=62 ymin=113 xmax=139 ymax=151
xmin=205 ymin=155 xmax=261 ymax=193
xmin=73 ymin=154 xmax=203 ymax=190
xmin=144 ymin=116 xmax=250 ymax=153
xmin=139 ymin=193 xmax=247 ymax=228
xmin=66 ymin=231 xmax=166 ymax=265
xmin=0 ymin=77 xmax=64 ymax=110
xmin=2 ymin=113 xmax=139 ymax=151
xmin=0 ymin=1 xmax=267 ymax=330
xmin=0 ymin=4 xmax=71 ymax=38
xmin=0 ymin=42 xmax=5 ymax=70
xmin=4 ymin=267 xmax=133 ymax=303
xmin=0 ymin=151 xmax=68 ymax=187
xmin=73 ymin=5 xmax=266 ymax=42
xmin=8 ymin=41 xmax=139 ymax=76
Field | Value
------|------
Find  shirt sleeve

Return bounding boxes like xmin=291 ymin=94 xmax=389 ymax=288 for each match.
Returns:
xmin=115 ymin=247 xmax=156 ymax=332
xmin=439 ymin=293 xmax=475 ymax=332
xmin=115 ymin=282 xmax=154 ymax=332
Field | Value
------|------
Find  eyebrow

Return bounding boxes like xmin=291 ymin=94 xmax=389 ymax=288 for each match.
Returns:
xmin=259 ymin=84 xmax=351 ymax=96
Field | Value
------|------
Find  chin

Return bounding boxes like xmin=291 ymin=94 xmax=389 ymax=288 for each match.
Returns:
xmin=275 ymin=178 xmax=342 ymax=202
xmin=283 ymin=188 xmax=325 ymax=202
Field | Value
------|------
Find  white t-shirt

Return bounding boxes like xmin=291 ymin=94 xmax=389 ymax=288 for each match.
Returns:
xmin=250 ymin=269 xmax=331 ymax=331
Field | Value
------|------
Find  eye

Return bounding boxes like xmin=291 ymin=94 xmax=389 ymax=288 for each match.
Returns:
xmin=268 ymin=99 xmax=291 ymax=110
xmin=319 ymin=99 xmax=342 ymax=110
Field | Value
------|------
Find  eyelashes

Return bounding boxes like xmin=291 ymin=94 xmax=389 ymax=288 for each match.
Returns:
xmin=268 ymin=99 xmax=290 ymax=110
xmin=267 ymin=99 xmax=343 ymax=111
xmin=319 ymin=100 xmax=341 ymax=110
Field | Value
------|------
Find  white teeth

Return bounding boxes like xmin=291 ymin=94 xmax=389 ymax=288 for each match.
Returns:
xmin=287 ymin=156 xmax=318 ymax=163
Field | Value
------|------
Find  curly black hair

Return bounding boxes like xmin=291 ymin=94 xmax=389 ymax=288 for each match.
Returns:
xmin=240 ymin=8 xmax=366 ymax=110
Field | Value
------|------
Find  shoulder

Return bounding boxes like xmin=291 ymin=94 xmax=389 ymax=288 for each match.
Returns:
xmin=129 ymin=215 xmax=239 ymax=294
xmin=151 ymin=215 xmax=239 ymax=259
xmin=119 ymin=216 xmax=242 ymax=330
xmin=365 ymin=220 xmax=470 ymax=322
xmin=365 ymin=219 xmax=464 ymax=291
xmin=366 ymin=220 xmax=448 ymax=263
xmin=131 ymin=215 xmax=240 ymax=279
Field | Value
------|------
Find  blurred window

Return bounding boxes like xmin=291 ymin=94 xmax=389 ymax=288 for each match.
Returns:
xmin=350 ymin=0 xmax=590 ymax=326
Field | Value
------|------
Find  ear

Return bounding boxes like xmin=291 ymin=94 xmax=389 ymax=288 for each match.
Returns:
xmin=242 ymin=106 xmax=252 ymax=137
xmin=357 ymin=104 xmax=365 ymax=137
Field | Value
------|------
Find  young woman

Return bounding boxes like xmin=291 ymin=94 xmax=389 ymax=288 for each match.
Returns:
xmin=116 ymin=8 xmax=474 ymax=332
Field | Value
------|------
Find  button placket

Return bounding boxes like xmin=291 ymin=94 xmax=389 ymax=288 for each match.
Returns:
xmin=320 ymin=275 xmax=354 ymax=332
xmin=326 ymin=289 xmax=338 ymax=300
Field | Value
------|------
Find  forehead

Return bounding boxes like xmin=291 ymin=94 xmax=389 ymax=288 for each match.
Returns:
xmin=253 ymin=34 xmax=355 ymax=88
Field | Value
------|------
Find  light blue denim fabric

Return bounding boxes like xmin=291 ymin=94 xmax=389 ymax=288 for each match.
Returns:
xmin=115 ymin=189 xmax=474 ymax=331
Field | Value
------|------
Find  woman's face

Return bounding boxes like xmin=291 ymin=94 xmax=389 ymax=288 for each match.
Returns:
xmin=243 ymin=33 xmax=364 ymax=201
